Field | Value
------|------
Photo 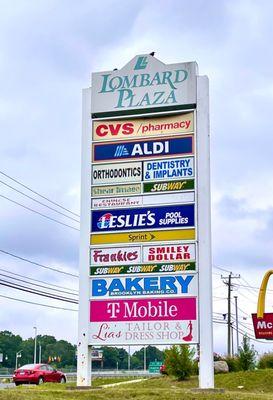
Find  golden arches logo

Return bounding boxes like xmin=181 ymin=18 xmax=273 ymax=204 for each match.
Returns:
xmin=257 ymin=270 xmax=273 ymax=318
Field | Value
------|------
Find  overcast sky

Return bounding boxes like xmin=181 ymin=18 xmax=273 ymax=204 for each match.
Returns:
xmin=1 ymin=0 xmax=273 ymax=358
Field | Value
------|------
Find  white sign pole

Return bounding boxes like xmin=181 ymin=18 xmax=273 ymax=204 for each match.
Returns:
xmin=77 ymin=88 xmax=92 ymax=387
xmin=196 ymin=76 xmax=214 ymax=388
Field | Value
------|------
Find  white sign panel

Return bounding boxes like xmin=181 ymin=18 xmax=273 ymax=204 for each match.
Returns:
xmin=89 ymin=320 xmax=198 ymax=345
xmin=91 ymin=192 xmax=195 ymax=209
xmin=92 ymin=162 xmax=142 ymax=185
xmin=143 ymin=244 xmax=196 ymax=263
xmin=91 ymin=54 xmax=197 ymax=114
xmin=90 ymin=273 xmax=198 ymax=299
xmin=90 ymin=247 xmax=141 ymax=266
xmin=143 ymin=157 xmax=194 ymax=181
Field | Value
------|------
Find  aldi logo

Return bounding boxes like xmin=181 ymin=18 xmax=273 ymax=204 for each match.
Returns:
xmin=93 ymin=136 xmax=193 ymax=162
xmin=114 ymin=145 xmax=129 ymax=157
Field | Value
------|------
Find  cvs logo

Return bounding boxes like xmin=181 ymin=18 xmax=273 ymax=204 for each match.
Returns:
xmin=96 ymin=123 xmax=134 ymax=137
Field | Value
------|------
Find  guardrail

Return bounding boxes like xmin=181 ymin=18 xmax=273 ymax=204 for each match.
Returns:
xmin=1 ymin=370 xmax=159 ymax=381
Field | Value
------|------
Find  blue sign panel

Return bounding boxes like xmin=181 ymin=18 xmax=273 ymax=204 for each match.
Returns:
xmin=91 ymin=275 xmax=194 ymax=297
xmin=91 ymin=204 xmax=194 ymax=233
xmin=93 ymin=135 xmax=193 ymax=162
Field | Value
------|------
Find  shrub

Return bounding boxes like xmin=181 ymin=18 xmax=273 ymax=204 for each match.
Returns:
xmin=224 ymin=356 xmax=241 ymax=372
xmin=238 ymin=335 xmax=257 ymax=371
xmin=258 ymin=352 xmax=273 ymax=369
xmin=164 ymin=345 xmax=195 ymax=380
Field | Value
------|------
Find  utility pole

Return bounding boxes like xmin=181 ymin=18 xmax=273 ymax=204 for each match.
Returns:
xmin=234 ymin=296 xmax=239 ymax=354
xmin=33 ymin=327 xmax=37 ymax=364
xmin=221 ymin=272 xmax=240 ymax=356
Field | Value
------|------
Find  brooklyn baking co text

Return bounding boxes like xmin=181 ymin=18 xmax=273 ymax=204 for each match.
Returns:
xmin=99 ymin=69 xmax=188 ymax=108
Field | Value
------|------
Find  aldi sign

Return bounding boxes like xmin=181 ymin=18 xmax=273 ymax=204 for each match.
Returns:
xmin=93 ymin=136 xmax=193 ymax=162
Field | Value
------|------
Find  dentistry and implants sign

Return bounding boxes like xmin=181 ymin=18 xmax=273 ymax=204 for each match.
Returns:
xmin=79 ymin=54 xmax=213 ymax=387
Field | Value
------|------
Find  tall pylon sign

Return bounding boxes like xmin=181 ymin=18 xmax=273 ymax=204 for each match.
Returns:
xmin=77 ymin=54 xmax=214 ymax=389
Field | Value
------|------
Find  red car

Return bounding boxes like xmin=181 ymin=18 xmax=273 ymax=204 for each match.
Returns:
xmin=160 ymin=364 xmax=167 ymax=374
xmin=13 ymin=363 xmax=66 ymax=385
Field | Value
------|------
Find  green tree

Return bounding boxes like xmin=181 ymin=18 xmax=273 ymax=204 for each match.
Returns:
xmin=164 ymin=345 xmax=195 ymax=380
xmin=133 ymin=345 xmax=164 ymax=368
xmin=45 ymin=340 xmax=76 ymax=368
xmin=0 ymin=331 xmax=23 ymax=369
xmin=238 ymin=335 xmax=257 ymax=371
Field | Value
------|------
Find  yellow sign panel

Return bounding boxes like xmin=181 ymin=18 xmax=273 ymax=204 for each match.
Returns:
xmin=90 ymin=229 xmax=195 ymax=245
xmin=93 ymin=112 xmax=194 ymax=141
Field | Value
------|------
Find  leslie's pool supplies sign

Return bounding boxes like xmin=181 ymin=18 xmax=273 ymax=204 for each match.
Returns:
xmin=78 ymin=54 xmax=213 ymax=389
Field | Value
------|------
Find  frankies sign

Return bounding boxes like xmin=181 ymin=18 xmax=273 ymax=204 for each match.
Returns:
xmin=91 ymin=54 xmax=197 ymax=115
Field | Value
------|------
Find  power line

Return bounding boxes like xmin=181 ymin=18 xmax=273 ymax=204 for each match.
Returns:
xmin=0 ymin=293 xmax=77 ymax=312
xmin=214 ymin=265 xmax=232 ymax=273
xmin=0 ymin=272 xmax=78 ymax=297
xmin=0 ymin=279 xmax=78 ymax=304
xmin=0 ymin=170 xmax=79 ymax=217
xmin=0 ymin=194 xmax=80 ymax=231
xmin=0 ymin=179 xmax=80 ymax=223
xmin=0 ymin=249 xmax=78 ymax=278
xmin=0 ymin=267 xmax=78 ymax=293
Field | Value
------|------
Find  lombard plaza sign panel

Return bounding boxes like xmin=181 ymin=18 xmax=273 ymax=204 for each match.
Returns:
xmin=78 ymin=54 xmax=214 ymax=388
xmin=91 ymin=55 xmax=197 ymax=114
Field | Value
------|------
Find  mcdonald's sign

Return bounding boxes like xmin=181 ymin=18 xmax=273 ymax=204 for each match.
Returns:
xmin=252 ymin=270 xmax=273 ymax=339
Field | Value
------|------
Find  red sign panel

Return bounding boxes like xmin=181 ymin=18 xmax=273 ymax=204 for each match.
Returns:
xmin=252 ymin=313 xmax=273 ymax=339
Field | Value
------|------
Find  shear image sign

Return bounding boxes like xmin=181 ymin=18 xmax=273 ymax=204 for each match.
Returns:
xmin=78 ymin=53 xmax=213 ymax=389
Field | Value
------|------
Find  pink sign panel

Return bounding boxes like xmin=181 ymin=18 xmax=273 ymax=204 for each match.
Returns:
xmin=90 ymin=297 xmax=196 ymax=322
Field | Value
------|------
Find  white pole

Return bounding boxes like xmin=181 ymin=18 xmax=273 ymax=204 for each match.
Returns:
xmin=77 ymin=88 xmax=92 ymax=387
xmin=128 ymin=346 xmax=130 ymax=371
xmin=144 ymin=346 xmax=146 ymax=372
xmin=39 ymin=344 xmax=42 ymax=363
xmin=15 ymin=350 xmax=22 ymax=370
xmin=33 ymin=327 xmax=37 ymax=364
xmin=197 ymin=75 xmax=214 ymax=389
xmin=234 ymin=296 xmax=239 ymax=354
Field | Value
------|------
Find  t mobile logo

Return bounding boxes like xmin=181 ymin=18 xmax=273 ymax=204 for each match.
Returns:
xmin=107 ymin=303 xmax=121 ymax=318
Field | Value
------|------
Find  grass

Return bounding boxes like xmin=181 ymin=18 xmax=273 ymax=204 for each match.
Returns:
xmin=2 ymin=371 xmax=273 ymax=399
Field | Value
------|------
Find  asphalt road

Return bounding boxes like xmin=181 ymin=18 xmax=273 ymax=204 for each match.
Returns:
xmin=0 ymin=383 xmax=14 ymax=389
